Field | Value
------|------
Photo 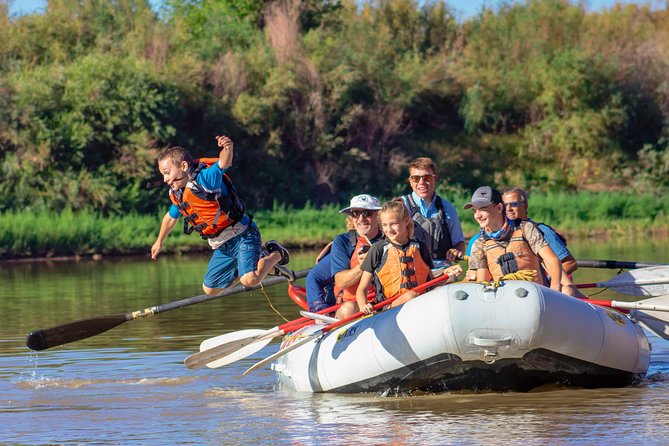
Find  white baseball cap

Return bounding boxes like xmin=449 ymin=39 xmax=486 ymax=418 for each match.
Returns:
xmin=339 ymin=194 xmax=382 ymax=214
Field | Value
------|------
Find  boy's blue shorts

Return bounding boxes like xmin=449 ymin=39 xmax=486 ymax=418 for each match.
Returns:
xmin=203 ymin=223 xmax=262 ymax=289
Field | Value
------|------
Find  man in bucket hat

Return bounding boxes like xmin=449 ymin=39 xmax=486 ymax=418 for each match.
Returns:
xmin=327 ymin=194 xmax=385 ymax=318
xmin=465 ymin=186 xmax=562 ymax=291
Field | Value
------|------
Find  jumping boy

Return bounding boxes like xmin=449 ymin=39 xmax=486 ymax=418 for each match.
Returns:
xmin=150 ymin=135 xmax=291 ymax=295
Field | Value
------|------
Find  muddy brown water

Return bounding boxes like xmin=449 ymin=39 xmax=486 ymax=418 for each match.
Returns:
xmin=1 ymin=241 xmax=667 ymax=444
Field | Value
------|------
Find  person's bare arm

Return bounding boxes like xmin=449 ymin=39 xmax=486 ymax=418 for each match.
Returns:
xmin=561 ymin=255 xmax=578 ymax=275
xmin=216 ymin=135 xmax=234 ymax=170
xmin=151 ymin=213 xmax=179 ymax=259
xmin=476 ymin=268 xmax=492 ymax=282
xmin=539 ymin=246 xmax=562 ymax=291
xmin=334 ymin=249 xmax=368 ymax=289
xmin=356 ymin=271 xmax=374 ymax=314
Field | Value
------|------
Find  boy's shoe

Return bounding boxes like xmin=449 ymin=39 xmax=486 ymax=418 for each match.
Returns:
xmin=265 ymin=240 xmax=290 ymax=266
xmin=272 ymin=264 xmax=296 ymax=282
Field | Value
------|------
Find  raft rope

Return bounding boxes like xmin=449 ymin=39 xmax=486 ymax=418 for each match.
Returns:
xmin=259 ymin=283 xmax=290 ymax=322
xmin=479 ymin=269 xmax=538 ymax=288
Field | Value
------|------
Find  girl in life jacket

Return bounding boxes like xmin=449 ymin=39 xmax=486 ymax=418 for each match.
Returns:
xmin=356 ymin=199 xmax=463 ymax=315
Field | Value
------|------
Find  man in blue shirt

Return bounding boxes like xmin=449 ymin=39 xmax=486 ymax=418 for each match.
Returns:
xmin=502 ymin=187 xmax=585 ymax=297
xmin=402 ymin=157 xmax=466 ymax=269
xmin=331 ymin=194 xmax=384 ymax=318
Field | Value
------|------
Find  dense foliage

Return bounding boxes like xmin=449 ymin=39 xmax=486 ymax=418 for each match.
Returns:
xmin=2 ymin=191 xmax=667 ymax=259
xmin=1 ymin=0 xmax=668 ymax=215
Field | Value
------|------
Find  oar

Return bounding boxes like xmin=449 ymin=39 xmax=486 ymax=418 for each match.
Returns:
xmin=577 ymin=259 xmax=667 ymax=269
xmin=26 ymin=268 xmax=311 ymax=351
xmin=299 ymin=310 xmax=340 ymax=324
xmin=575 ymin=266 xmax=669 ymax=296
xmin=582 ymin=295 xmax=669 ymax=340
xmin=183 ymin=302 xmax=342 ymax=369
xmin=243 ymin=272 xmax=456 ymax=376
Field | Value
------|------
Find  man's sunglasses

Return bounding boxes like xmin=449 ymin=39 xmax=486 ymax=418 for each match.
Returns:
xmin=350 ymin=210 xmax=375 ymax=219
xmin=408 ymin=174 xmax=436 ymax=184
xmin=504 ymin=201 xmax=521 ymax=208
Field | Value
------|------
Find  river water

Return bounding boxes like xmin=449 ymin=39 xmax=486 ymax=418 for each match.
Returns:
xmin=1 ymin=240 xmax=668 ymax=445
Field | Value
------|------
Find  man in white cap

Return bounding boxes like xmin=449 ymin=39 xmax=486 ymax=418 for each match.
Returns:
xmin=331 ymin=194 xmax=384 ymax=318
xmin=465 ymin=186 xmax=562 ymax=291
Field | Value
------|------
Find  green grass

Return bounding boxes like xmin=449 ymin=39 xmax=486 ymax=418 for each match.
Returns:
xmin=1 ymin=192 xmax=667 ymax=259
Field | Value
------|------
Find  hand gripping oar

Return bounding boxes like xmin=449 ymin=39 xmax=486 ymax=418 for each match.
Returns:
xmin=575 ymin=266 xmax=669 ymax=296
xmin=26 ymin=268 xmax=311 ymax=351
xmin=243 ymin=272 xmax=457 ymax=376
xmin=581 ymin=295 xmax=669 ymax=340
xmin=183 ymin=302 xmax=342 ymax=369
xmin=576 ymin=259 xmax=668 ymax=270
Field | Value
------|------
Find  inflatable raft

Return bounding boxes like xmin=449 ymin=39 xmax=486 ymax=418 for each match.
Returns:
xmin=273 ymin=281 xmax=651 ymax=393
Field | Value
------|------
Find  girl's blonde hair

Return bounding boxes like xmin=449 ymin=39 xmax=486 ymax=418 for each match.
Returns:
xmin=380 ymin=198 xmax=413 ymax=239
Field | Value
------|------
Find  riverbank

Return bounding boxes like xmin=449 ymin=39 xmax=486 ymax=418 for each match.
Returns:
xmin=2 ymin=191 xmax=667 ymax=260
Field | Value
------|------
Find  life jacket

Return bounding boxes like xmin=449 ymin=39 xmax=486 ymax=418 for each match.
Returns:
xmin=403 ymin=194 xmax=453 ymax=261
xmin=372 ymin=240 xmax=432 ymax=301
xmin=529 ymin=219 xmax=568 ymax=284
xmin=532 ymin=220 xmax=568 ymax=245
xmin=337 ymin=230 xmax=376 ymax=302
xmin=481 ymin=221 xmax=544 ymax=285
xmin=169 ymin=158 xmax=245 ymax=239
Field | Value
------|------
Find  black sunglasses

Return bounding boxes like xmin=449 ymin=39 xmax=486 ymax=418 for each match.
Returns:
xmin=351 ymin=210 xmax=375 ymax=218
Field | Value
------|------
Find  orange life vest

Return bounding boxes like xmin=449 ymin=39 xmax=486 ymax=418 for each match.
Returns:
xmin=482 ymin=224 xmax=544 ymax=285
xmin=339 ymin=235 xmax=374 ymax=302
xmin=373 ymin=240 xmax=432 ymax=300
xmin=169 ymin=158 xmax=245 ymax=239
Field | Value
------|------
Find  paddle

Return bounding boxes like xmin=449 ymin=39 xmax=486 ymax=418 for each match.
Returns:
xmin=576 ymin=259 xmax=667 ymax=269
xmin=581 ymin=295 xmax=669 ymax=340
xmin=183 ymin=302 xmax=342 ymax=369
xmin=26 ymin=268 xmax=311 ymax=351
xmin=575 ymin=266 xmax=669 ymax=296
xmin=299 ymin=310 xmax=340 ymax=324
xmin=243 ymin=272 xmax=457 ymax=376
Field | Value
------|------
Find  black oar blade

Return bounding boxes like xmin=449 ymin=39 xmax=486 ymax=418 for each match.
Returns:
xmin=26 ymin=315 xmax=128 ymax=351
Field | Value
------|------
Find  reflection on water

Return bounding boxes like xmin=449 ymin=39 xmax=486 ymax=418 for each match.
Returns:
xmin=0 ymin=240 xmax=668 ymax=444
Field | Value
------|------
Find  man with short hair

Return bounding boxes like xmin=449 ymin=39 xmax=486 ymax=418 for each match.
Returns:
xmin=403 ymin=157 xmax=466 ymax=268
xmin=502 ymin=187 xmax=584 ymax=297
xmin=331 ymin=194 xmax=384 ymax=319
xmin=465 ymin=186 xmax=562 ymax=291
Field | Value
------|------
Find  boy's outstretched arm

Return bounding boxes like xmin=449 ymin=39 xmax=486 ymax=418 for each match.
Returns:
xmin=151 ymin=212 xmax=179 ymax=259
xmin=216 ymin=135 xmax=234 ymax=170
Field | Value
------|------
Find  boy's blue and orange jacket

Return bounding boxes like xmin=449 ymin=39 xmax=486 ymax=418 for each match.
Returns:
xmin=169 ymin=158 xmax=245 ymax=239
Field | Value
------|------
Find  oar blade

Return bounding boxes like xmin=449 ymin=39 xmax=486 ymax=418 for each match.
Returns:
xmin=604 ymin=266 xmax=669 ymax=296
xmin=243 ymin=331 xmax=321 ymax=376
xmin=205 ymin=337 xmax=274 ymax=369
xmin=634 ymin=312 xmax=669 ymax=340
xmin=26 ymin=315 xmax=128 ymax=351
xmin=184 ymin=329 xmax=277 ymax=370
xmin=200 ymin=329 xmax=271 ymax=369
xmin=299 ymin=311 xmax=339 ymax=324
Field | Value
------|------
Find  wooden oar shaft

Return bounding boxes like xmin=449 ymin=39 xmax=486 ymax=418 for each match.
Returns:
xmin=143 ymin=268 xmax=311 ymax=316
xmin=26 ymin=268 xmax=311 ymax=351
xmin=577 ymin=259 xmax=667 ymax=269
xmin=576 ymin=278 xmax=669 ymax=289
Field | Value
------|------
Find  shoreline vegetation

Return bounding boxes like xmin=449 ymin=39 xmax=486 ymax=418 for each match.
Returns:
xmin=2 ymin=1 xmax=669 ymax=222
xmin=2 ymin=191 xmax=667 ymax=261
